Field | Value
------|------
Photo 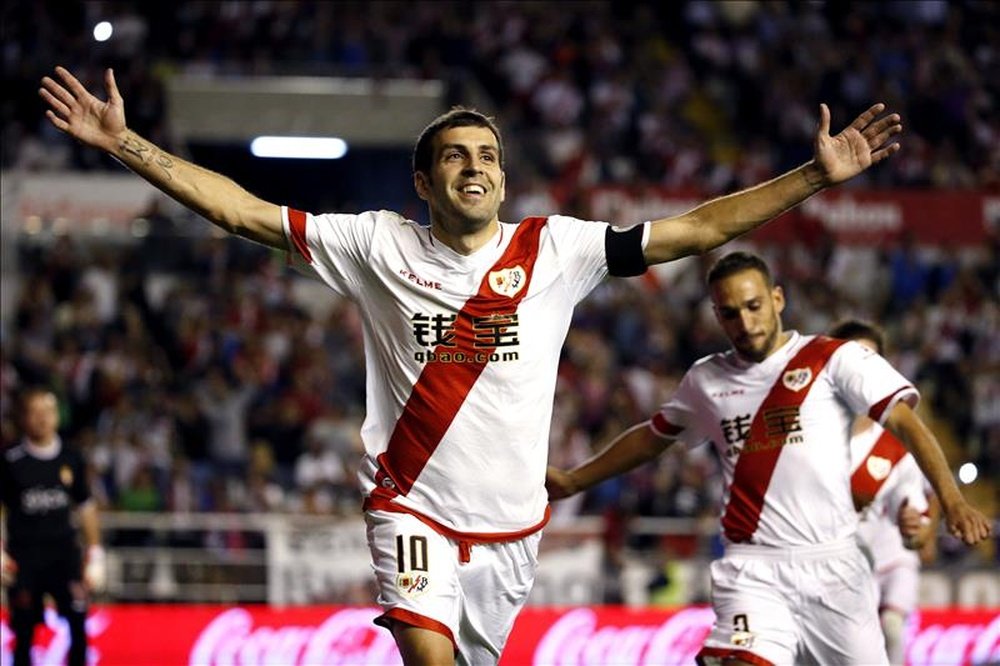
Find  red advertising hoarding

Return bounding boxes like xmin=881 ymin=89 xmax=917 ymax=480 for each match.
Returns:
xmin=583 ymin=187 xmax=999 ymax=246
xmin=2 ymin=605 xmax=997 ymax=665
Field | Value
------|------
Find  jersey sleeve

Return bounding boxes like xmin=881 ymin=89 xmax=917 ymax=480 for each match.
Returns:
xmin=649 ymin=370 xmax=709 ymax=449
xmin=543 ymin=215 xmax=617 ymax=303
xmin=828 ymin=340 xmax=920 ymax=425
xmin=282 ymin=206 xmax=378 ymax=299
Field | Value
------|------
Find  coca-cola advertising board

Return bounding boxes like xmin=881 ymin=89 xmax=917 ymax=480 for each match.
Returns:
xmin=2 ymin=605 xmax=997 ymax=665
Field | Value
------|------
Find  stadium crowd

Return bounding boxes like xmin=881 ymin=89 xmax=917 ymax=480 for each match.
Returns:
xmin=1 ymin=1 xmax=997 ymax=563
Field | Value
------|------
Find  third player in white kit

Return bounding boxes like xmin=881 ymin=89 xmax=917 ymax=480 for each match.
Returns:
xmin=831 ymin=318 xmax=937 ymax=664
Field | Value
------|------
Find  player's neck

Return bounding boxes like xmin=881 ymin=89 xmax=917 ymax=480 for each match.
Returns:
xmin=429 ymin=218 xmax=501 ymax=255
xmin=762 ymin=330 xmax=793 ymax=360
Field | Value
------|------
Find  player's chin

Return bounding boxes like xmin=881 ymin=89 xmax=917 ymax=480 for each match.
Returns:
xmin=736 ymin=343 xmax=767 ymax=362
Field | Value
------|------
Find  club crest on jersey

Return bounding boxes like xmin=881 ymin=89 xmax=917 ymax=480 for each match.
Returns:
xmin=488 ymin=266 xmax=526 ymax=298
xmin=866 ymin=455 xmax=892 ymax=481
xmin=396 ymin=573 xmax=430 ymax=598
xmin=60 ymin=465 xmax=73 ymax=486
xmin=782 ymin=367 xmax=812 ymax=392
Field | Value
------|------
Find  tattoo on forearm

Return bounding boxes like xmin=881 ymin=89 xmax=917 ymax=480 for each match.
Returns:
xmin=119 ymin=133 xmax=174 ymax=181
xmin=802 ymin=164 xmax=825 ymax=190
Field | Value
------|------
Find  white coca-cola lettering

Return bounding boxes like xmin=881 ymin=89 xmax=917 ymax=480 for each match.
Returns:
xmin=532 ymin=607 xmax=713 ymax=666
xmin=906 ymin=612 xmax=1000 ymax=666
xmin=971 ymin=614 xmax=1000 ymax=664
xmin=645 ymin=607 xmax=715 ymax=664
xmin=188 ymin=608 xmax=401 ymax=666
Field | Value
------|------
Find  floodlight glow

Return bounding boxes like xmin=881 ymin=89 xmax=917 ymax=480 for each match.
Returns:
xmin=250 ymin=136 xmax=348 ymax=159
xmin=93 ymin=22 xmax=113 ymax=42
xmin=958 ymin=462 xmax=978 ymax=485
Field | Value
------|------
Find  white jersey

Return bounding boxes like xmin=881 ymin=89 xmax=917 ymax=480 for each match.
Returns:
xmin=851 ymin=424 xmax=928 ymax=573
xmin=282 ymin=207 xmax=613 ymax=536
xmin=650 ymin=332 xmax=919 ymax=547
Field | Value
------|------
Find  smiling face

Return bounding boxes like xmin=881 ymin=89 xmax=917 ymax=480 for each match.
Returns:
xmin=711 ymin=268 xmax=787 ymax=362
xmin=414 ymin=125 xmax=506 ymax=246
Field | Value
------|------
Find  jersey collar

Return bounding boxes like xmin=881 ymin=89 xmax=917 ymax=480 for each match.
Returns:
xmin=23 ymin=437 xmax=62 ymax=460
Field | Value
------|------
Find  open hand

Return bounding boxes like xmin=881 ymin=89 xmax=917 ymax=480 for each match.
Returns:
xmin=813 ymin=102 xmax=902 ymax=186
xmin=40 ymin=66 xmax=126 ymax=153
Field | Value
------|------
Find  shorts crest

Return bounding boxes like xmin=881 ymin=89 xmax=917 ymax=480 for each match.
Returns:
xmin=396 ymin=573 xmax=430 ymax=598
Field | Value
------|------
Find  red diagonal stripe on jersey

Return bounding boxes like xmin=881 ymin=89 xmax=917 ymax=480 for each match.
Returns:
xmin=376 ymin=218 xmax=548 ymax=496
xmin=851 ymin=428 xmax=909 ymax=510
xmin=721 ymin=336 xmax=846 ymax=543
xmin=287 ymin=208 xmax=313 ymax=263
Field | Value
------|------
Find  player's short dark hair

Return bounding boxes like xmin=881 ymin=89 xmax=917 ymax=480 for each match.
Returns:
xmin=412 ymin=106 xmax=504 ymax=175
xmin=706 ymin=251 xmax=774 ymax=287
xmin=828 ymin=318 xmax=885 ymax=354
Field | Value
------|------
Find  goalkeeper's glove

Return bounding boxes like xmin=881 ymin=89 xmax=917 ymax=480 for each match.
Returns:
xmin=84 ymin=544 xmax=107 ymax=593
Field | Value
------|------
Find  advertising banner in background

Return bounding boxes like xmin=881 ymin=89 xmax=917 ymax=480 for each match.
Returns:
xmin=2 ymin=605 xmax=997 ymax=665
xmin=582 ymin=186 xmax=999 ymax=246
xmin=3 ymin=173 xmax=997 ymax=246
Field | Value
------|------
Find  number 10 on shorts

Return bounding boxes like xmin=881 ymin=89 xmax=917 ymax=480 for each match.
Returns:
xmin=396 ymin=535 xmax=429 ymax=573
xmin=395 ymin=535 xmax=431 ymax=598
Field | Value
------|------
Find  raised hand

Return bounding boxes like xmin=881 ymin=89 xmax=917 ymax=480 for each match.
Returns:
xmin=39 ymin=66 xmax=126 ymax=153
xmin=813 ymin=102 xmax=902 ymax=186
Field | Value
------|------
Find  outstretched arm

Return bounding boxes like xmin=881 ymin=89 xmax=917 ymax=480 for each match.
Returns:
xmin=40 ymin=66 xmax=284 ymax=249
xmin=884 ymin=402 xmax=992 ymax=546
xmin=547 ymin=421 xmax=674 ymax=500
xmin=643 ymin=103 xmax=902 ymax=264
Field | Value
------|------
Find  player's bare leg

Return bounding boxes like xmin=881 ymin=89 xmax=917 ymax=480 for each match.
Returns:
xmin=392 ymin=623 xmax=456 ymax=666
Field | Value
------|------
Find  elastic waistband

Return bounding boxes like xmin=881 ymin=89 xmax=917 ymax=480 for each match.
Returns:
xmin=725 ymin=537 xmax=858 ymax=561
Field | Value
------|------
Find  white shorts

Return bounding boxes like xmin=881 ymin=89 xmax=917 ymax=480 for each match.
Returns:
xmin=697 ymin=539 xmax=888 ymax=666
xmin=876 ymin=561 xmax=919 ymax=615
xmin=365 ymin=509 xmax=541 ymax=665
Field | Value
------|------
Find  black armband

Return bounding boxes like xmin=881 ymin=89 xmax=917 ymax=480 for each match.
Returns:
xmin=605 ymin=223 xmax=648 ymax=277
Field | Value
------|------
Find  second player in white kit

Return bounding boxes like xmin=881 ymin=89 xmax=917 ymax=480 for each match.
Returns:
xmin=547 ymin=252 xmax=992 ymax=666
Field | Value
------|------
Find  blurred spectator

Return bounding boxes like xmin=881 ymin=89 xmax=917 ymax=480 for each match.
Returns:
xmin=293 ymin=431 xmax=352 ymax=516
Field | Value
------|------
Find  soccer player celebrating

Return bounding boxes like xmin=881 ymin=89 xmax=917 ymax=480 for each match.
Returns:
xmin=547 ymin=252 xmax=991 ymax=666
xmin=40 ymin=64 xmax=902 ymax=665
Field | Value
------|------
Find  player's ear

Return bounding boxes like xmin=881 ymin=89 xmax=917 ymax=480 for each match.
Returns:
xmin=773 ymin=285 xmax=786 ymax=314
xmin=414 ymin=171 xmax=430 ymax=201
xmin=499 ymin=171 xmax=506 ymax=203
